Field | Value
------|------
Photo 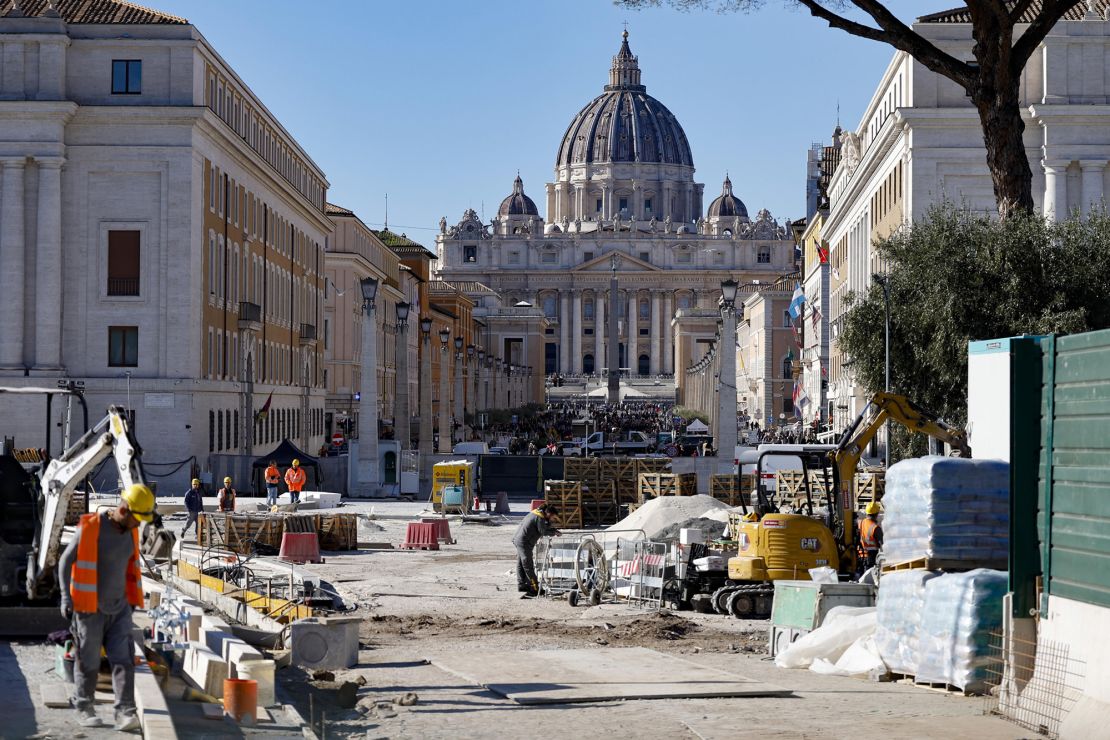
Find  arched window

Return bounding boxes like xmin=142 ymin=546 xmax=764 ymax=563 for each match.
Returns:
xmin=583 ymin=354 xmax=595 ymax=374
xmin=677 ymin=293 xmax=691 ymax=310
xmin=542 ymin=295 xmax=557 ymax=317
xmin=638 ymin=354 xmax=650 ymax=375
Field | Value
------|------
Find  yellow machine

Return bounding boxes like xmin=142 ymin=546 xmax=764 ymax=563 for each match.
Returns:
xmin=716 ymin=392 xmax=971 ymax=618
xmin=430 ymin=460 xmax=475 ymax=513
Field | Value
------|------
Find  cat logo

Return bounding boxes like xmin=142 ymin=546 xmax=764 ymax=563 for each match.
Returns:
xmin=800 ymin=537 xmax=820 ymax=551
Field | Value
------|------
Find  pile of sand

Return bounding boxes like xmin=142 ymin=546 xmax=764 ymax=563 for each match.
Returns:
xmin=607 ymin=495 xmax=731 ymax=540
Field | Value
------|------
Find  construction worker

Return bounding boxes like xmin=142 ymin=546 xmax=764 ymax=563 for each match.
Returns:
xmin=183 ymin=478 xmax=203 ymax=539
xmin=57 ymin=484 xmax=152 ymax=731
xmin=264 ymin=459 xmax=281 ymax=507
xmin=512 ymin=503 xmax=560 ymax=598
xmin=285 ymin=459 xmax=306 ymax=504
xmin=217 ymin=476 xmax=236 ymax=512
xmin=858 ymin=501 xmax=884 ymax=573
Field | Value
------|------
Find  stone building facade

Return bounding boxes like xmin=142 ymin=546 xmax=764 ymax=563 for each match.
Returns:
xmin=436 ymin=33 xmax=795 ymax=381
xmin=0 ymin=1 xmax=329 ymax=491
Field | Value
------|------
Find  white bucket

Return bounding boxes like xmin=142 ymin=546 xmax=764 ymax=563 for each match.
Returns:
xmin=236 ymin=659 xmax=276 ymax=706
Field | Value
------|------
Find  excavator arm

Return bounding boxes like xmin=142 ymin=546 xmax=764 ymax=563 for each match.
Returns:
xmin=830 ymin=392 xmax=971 ymax=569
xmin=26 ymin=405 xmax=146 ymax=599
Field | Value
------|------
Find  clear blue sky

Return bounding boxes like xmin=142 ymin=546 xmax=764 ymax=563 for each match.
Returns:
xmin=157 ymin=0 xmax=925 ymax=244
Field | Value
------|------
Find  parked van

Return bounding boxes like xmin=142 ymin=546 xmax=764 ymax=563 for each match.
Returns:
xmin=452 ymin=442 xmax=490 ymax=455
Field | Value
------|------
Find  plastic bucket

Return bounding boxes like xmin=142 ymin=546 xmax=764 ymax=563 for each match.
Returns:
xmin=223 ymin=678 xmax=258 ymax=725
xmin=236 ymin=659 xmax=275 ymax=707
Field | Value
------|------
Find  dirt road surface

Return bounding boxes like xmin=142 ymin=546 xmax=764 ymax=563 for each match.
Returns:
xmin=267 ymin=501 xmax=1027 ymax=740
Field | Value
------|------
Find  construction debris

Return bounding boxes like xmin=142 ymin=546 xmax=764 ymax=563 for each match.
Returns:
xmin=607 ymin=494 xmax=731 ymax=540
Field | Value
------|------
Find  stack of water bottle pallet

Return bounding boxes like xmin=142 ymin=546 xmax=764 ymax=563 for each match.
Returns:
xmin=873 ymin=457 xmax=1010 ymax=695
xmin=637 ymin=472 xmax=697 ymax=502
xmin=709 ymin=474 xmax=755 ymax=507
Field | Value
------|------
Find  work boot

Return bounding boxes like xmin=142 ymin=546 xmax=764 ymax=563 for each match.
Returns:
xmin=72 ymin=700 xmax=103 ymax=728
xmin=114 ymin=709 xmax=140 ymax=732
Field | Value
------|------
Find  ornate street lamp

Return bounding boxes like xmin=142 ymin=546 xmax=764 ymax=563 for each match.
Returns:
xmin=356 ymin=276 xmax=379 ymax=497
xmin=394 ymin=302 xmax=411 ymax=450
xmin=438 ymin=327 xmax=451 ymax=453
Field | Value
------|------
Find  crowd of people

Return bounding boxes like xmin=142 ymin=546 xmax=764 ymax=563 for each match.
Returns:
xmin=479 ymin=400 xmax=676 ymax=454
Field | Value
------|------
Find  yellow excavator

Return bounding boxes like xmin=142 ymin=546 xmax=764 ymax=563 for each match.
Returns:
xmin=711 ymin=392 xmax=971 ymax=619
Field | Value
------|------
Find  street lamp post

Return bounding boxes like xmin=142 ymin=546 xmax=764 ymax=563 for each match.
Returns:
xmin=394 ymin=302 xmax=411 ymax=450
xmin=477 ymin=347 xmax=487 ymax=422
xmin=453 ymin=335 xmax=464 ymax=444
xmin=438 ymin=327 xmax=451 ymax=453
xmin=418 ymin=317 xmax=433 ymax=482
xmin=356 ymin=276 xmax=380 ymax=498
xmin=718 ymin=279 xmax=739 ymax=474
xmin=467 ymin=344 xmax=476 ymax=431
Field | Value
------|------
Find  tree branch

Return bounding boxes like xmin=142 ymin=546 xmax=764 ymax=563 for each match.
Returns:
xmin=847 ymin=0 xmax=976 ymax=88
xmin=1011 ymin=0 xmax=1086 ymax=71
xmin=792 ymin=0 xmax=890 ymax=43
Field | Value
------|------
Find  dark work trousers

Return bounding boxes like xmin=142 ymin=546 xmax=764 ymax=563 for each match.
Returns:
xmin=516 ymin=544 xmax=538 ymax=593
xmin=182 ymin=510 xmax=199 ymax=538
xmin=71 ymin=608 xmax=136 ymax=713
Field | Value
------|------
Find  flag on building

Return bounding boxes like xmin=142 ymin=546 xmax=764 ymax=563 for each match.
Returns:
xmin=816 ymin=244 xmax=829 ymax=264
xmin=255 ymin=391 xmax=273 ymax=422
xmin=790 ymin=322 xmax=803 ymax=349
xmin=789 ymin=282 xmax=805 ymax=320
xmin=811 ymin=303 xmax=822 ymax=332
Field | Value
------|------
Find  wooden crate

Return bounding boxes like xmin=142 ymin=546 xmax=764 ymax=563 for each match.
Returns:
xmin=856 ymin=469 xmax=886 ymax=504
xmin=637 ymin=472 xmax=697 ymax=502
xmin=776 ymin=470 xmax=830 ymax=507
xmin=636 ymin=457 xmax=672 ymax=475
xmin=198 ymin=512 xmax=359 ymax=553
xmin=599 ymin=457 xmax=639 ymax=505
xmin=709 ymin=474 xmax=756 ymax=507
xmin=581 ymin=480 xmax=619 ymax=527
xmin=544 ymin=480 xmax=582 ymax=529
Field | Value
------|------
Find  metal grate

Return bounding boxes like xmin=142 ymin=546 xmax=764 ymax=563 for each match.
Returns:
xmin=982 ymin=631 xmax=1085 ymax=738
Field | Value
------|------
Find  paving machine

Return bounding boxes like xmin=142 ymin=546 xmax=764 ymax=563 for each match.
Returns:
xmin=706 ymin=392 xmax=971 ymax=619
xmin=0 ymin=386 xmax=171 ymax=634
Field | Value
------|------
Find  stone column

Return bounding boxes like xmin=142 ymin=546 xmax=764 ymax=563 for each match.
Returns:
xmin=34 ymin=157 xmax=64 ymax=369
xmin=1042 ymin=160 xmax=1069 ymax=221
xmin=1080 ymin=160 xmax=1105 ymax=217
xmin=559 ymin=289 xmax=571 ymax=374
xmin=663 ymin=293 xmax=675 ymax=374
xmin=650 ymin=291 xmax=661 ymax=374
xmin=571 ymin=290 xmax=582 ymax=374
xmin=627 ymin=289 xmax=637 ymax=375
xmin=594 ymin=294 xmax=605 ymax=375
xmin=0 ymin=158 xmax=26 ymax=369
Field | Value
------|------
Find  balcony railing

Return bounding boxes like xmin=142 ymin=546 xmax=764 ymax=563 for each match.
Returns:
xmin=107 ymin=278 xmax=139 ymax=296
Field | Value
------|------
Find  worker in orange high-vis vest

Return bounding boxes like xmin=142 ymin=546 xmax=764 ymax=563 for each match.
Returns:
xmin=265 ymin=460 xmax=281 ymax=507
xmin=285 ymin=458 xmax=306 ymax=504
xmin=857 ymin=501 xmax=884 ymax=574
xmin=57 ymin=484 xmax=152 ymax=732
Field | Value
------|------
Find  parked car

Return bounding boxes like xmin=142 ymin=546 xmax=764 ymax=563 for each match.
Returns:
xmin=559 ymin=441 xmax=583 ymax=457
xmin=488 ymin=446 xmax=509 ymax=455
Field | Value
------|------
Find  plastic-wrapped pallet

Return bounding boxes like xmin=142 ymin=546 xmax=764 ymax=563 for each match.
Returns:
xmin=915 ymin=569 xmax=1007 ymax=693
xmin=882 ymin=456 xmax=1009 ymax=564
xmin=874 ymin=570 xmax=938 ymax=674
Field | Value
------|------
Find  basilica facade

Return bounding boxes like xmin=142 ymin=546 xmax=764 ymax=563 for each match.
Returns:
xmin=436 ymin=32 xmax=796 ymax=379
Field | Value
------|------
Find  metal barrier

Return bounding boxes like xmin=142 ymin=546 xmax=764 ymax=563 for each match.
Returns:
xmin=536 ymin=535 xmax=588 ymax=600
xmin=613 ymin=537 xmax=667 ymax=609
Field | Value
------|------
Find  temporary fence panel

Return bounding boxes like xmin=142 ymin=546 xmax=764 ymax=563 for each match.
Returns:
xmin=612 ymin=537 xmax=667 ymax=609
xmin=479 ymin=455 xmax=541 ymax=498
xmin=536 ymin=536 xmax=587 ymax=598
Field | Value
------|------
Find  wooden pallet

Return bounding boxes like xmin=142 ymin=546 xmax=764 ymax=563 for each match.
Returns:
xmin=708 ymin=474 xmax=756 ymax=507
xmin=598 ymin=457 xmax=639 ymax=505
xmin=880 ymin=557 xmax=1008 ymax=573
xmin=856 ymin=469 xmax=886 ymax=504
xmin=197 ymin=512 xmax=358 ymax=553
xmin=563 ymin=458 xmax=599 ymax=484
xmin=637 ymin=472 xmax=697 ymax=502
xmin=636 ymin=457 xmax=672 ymax=475
xmin=884 ymin=672 xmax=979 ymax=696
xmin=544 ymin=480 xmax=583 ymax=529
xmin=581 ymin=481 xmax=620 ymax=527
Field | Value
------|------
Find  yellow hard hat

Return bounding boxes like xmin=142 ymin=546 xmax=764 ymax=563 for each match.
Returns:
xmin=191 ymin=478 xmax=201 ymax=487
xmin=224 ymin=476 xmax=233 ymax=484
xmin=292 ymin=459 xmax=300 ymax=466
xmin=866 ymin=501 xmax=882 ymax=515
xmin=121 ymin=484 xmax=155 ymax=522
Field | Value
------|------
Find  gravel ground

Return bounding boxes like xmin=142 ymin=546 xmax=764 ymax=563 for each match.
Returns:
xmin=264 ymin=500 xmax=1028 ymax=740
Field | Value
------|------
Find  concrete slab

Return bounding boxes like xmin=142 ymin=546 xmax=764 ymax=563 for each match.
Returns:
xmin=290 ymin=616 xmax=360 ymax=670
xmin=429 ymin=647 xmax=792 ymax=704
xmin=184 ymin=644 xmax=228 ymax=698
xmin=223 ymin=639 xmax=264 ymax=677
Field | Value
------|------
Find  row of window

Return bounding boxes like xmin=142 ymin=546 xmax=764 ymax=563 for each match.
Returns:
xmin=207 ymin=231 xmax=319 ymax=328
xmin=208 ymin=407 xmax=326 ymax=454
xmin=205 ymin=328 xmax=316 ymax=386
xmin=205 ymin=65 xmax=325 ymax=210
xmin=207 ymin=163 xmax=321 ymax=271
xmin=490 ymin=246 xmax=772 ymax=265
xmin=870 ymin=161 xmax=904 ymax=230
